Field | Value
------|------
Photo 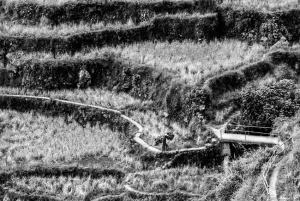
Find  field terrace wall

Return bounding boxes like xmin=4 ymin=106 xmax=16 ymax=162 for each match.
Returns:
xmin=263 ymin=50 xmax=300 ymax=67
xmin=0 ymin=24 xmax=153 ymax=55
xmin=152 ymin=13 xmax=221 ymax=42
xmin=3 ymin=8 xmax=300 ymax=55
xmin=0 ymin=14 xmax=220 ymax=55
xmin=0 ymin=52 xmax=286 ymax=124
xmin=2 ymin=6 xmax=300 ymax=52
xmin=0 ymin=95 xmax=133 ymax=134
xmin=0 ymin=56 xmax=174 ymax=107
xmin=203 ymin=61 xmax=274 ymax=98
xmin=3 ymin=191 xmax=60 ymax=201
xmin=2 ymin=0 xmax=217 ymax=25
xmin=124 ymin=184 xmax=201 ymax=200
xmin=0 ymin=166 xmax=125 ymax=201
xmin=2 ymin=56 xmax=212 ymax=126
xmin=1 ymin=51 xmax=296 ymax=123
xmin=0 ymin=167 xmax=125 ymax=186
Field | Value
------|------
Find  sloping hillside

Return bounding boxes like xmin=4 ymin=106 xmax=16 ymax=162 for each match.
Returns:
xmin=0 ymin=0 xmax=300 ymax=200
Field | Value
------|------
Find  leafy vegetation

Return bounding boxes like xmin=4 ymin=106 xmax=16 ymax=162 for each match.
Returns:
xmin=239 ymin=79 xmax=300 ymax=127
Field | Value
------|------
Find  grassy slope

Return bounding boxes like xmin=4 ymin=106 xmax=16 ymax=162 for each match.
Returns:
xmin=2 ymin=1 xmax=300 ymax=200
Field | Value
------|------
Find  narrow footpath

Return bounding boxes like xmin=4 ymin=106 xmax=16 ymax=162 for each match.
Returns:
xmin=269 ymin=152 xmax=292 ymax=201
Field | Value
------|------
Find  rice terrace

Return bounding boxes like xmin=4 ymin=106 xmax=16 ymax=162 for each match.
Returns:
xmin=1 ymin=0 xmax=300 ymax=200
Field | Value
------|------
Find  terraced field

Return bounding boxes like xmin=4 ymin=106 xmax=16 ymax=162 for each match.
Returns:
xmin=1 ymin=0 xmax=300 ymax=200
xmin=0 ymin=109 xmax=139 ymax=170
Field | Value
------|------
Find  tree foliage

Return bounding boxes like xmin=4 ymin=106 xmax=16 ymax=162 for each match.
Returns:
xmin=259 ymin=18 xmax=290 ymax=46
xmin=240 ymin=79 xmax=300 ymax=127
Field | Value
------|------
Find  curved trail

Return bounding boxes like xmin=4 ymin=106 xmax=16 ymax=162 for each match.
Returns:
xmin=269 ymin=152 xmax=292 ymax=201
xmin=0 ymin=94 xmax=209 ymax=154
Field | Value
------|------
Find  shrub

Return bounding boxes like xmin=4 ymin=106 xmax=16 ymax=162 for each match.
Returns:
xmin=0 ymin=14 xmax=221 ymax=55
xmin=165 ymin=81 xmax=183 ymax=118
xmin=273 ymin=64 xmax=298 ymax=80
xmin=3 ymin=1 xmax=207 ymax=26
xmin=263 ymin=50 xmax=300 ymax=69
xmin=165 ymin=83 xmax=211 ymax=125
xmin=240 ymin=61 xmax=273 ymax=81
xmin=259 ymin=18 xmax=290 ymax=46
xmin=152 ymin=180 xmax=169 ymax=192
xmin=221 ymin=8 xmax=265 ymax=40
xmin=239 ymin=79 xmax=300 ymax=126
xmin=152 ymin=13 xmax=220 ymax=42
xmin=183 ymin=87 xmax=210 ymax=122
xmin=204 ymin=70 xmax=246 ymax=96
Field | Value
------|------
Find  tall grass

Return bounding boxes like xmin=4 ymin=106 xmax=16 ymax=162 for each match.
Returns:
xmin=10 ymin=175 xmax=124 ymax=200
xmin=221 ymin=0 xmax=299 ymax=11
xmin=102 ymin=40 xmax=266 ymax=85
xmin=0 ymin=109 xmax=140 ymax=170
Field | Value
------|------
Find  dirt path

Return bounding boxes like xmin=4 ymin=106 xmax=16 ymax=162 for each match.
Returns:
xmin=269 ymin=152 xmax=292 ymax=201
